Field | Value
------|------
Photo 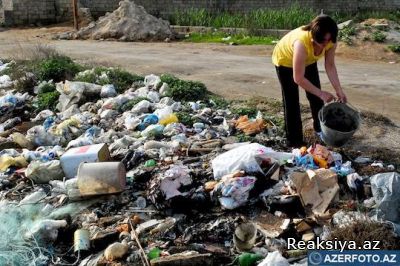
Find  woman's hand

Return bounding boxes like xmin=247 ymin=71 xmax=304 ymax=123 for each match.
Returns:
xmin=336 ymin=89 xmax=347 ymax=103
xmin=319 ymin=91 xmax=336 ymax=103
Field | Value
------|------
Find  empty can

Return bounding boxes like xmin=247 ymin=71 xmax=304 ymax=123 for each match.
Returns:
xmin=74 ymin=229 xmax=90 ymax=253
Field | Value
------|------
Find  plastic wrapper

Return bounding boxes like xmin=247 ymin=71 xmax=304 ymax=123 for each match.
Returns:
xmin=235 ymin=115 xmax=266 ymax=135
xmin=212 ymin=175 xmax=256 ymax=209
xmin=160 ymin=165 xmax=192 ymax=200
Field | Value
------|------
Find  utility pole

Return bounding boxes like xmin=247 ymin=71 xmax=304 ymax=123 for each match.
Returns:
xmin=72 ymin=0 xmax=79 ymax=30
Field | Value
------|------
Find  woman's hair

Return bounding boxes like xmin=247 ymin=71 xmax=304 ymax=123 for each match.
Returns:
xmin=302 ymin=15 xmax=338 ymax=43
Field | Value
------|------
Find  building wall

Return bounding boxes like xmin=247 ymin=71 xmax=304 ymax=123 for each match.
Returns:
xmin=1 ymin=0 xmax=400 ymax=26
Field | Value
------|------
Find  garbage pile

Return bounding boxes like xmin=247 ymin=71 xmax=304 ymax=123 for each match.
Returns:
xmin=60 ymin=0 xmax=173 ymax=41
xmin=0 ymin=61 xmax=399 ymax=265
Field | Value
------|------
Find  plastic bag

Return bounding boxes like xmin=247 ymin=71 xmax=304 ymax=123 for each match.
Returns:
xmin=213 ymin=175 xmax=256 ymax=209
xmin=141 ymin=125 xmax=164 ymax=138
xmin=257 ymin=251 xmax=289 ymax=266
xmin=154 ymin=106 xmax=173 ymax=121
xmin=212 ymin=143 xmax=289 ymax=180
xmin=100 ymin=84 xmax=117 ymax=98
xmin=132 ymin=100 xmax=151 ymax=114
xmin=124 ymin=114 xmax=141 ymax=130
xmin=160 ymin=165 xmax=192 ymax=200
xmin=147 ymin=91 xmax=160 ymax=103
xmin=159 ymin=83 xmax=169 ymax=96
xmin=26 ymin=160 xmax=64 ymax=184
xmin=0 ymin=155 xmax=28 ymax=171
xmin=371 ymin=172 xmax=400 ymax=225
xmin=144 ymin=74 xmax=161 ymax=88
xmin=159 ymin=114 xmax=179 ymax=126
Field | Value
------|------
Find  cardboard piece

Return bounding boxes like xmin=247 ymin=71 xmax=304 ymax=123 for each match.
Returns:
xmin=290 ymin=169 xmax=339 ymax=215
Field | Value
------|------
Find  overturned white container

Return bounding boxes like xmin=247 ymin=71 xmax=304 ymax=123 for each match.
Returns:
xmin=77 ymin=162 xmax=126 ymax=196
xmin=61 ymin=143 xmax=111 ymax=179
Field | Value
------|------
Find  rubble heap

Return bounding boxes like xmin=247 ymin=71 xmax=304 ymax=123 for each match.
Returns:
xmin=70 ymin=0 xmax=173 ymax=41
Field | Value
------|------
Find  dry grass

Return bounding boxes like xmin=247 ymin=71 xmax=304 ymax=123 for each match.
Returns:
xmin=7 ymin=42 xmax=60 ymax=62
xmin=328 ymin=220 xmax=400 ymax=250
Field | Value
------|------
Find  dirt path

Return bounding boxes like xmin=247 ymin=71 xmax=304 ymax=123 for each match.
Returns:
xmin=0 ymin=26 xmax=399 ymax=125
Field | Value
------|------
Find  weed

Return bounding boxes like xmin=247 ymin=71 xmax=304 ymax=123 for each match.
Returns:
xmin=35 ymin=91 xmax=60 ymax=111
xmin=37 ymin=55 xmax=82 ymax=82
xmin=160 ymin=74 xmax=208 ymax=101
xmin=236 ymin=133 xmax=255 ymax=143
xmin=208 ymin=95 xmax=230 ymax=109
xmin=388 ymin=44 xmax=400 ymax=53
xmin=339 ymin=26 xmax=356 ymax=45
xmin=231 ymin=106 xmax=257 ymax=117
xmin=37 ymin=82 xmax=56 ymax=93
xmin=184 ymin=32 xmax=277 ymax=45
xmin=371 ymin=31 xmax=387 ymax=43
xmin=176 ymin=111 xmax=194 ymax=126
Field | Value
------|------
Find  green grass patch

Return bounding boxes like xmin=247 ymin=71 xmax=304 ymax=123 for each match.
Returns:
xmin=184 ymin=32 xmax=277 ymax=45
xmin=170 ymin=5 xmax=400 ymax=30
xmin=208 ymin=94 xmax=230 ymax=109
xmin=388 ymin=44 xmax=400 ymax=53
xmin=170 ymin=4 xmax=315 ymax=30
xmin=231 ymin=106 xmax=258 ymax=117
xmin=37 ymin=55 xmax=83 ymax=82
xmin=160 ymin=74 xmax=208 ymax=102
xmin=371 ymin=31 xmax=387 ymax=43
xmin=35 ymin=91 xmax=60 ymax=111
xmin=176 ymin=111 xmax=195 ymax=127
xmin=339 ymin=25 xmax=357 ymax=45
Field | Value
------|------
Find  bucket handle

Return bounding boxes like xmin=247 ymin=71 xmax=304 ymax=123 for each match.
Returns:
xmin=319 ymin=101 xmax=361 ymax=124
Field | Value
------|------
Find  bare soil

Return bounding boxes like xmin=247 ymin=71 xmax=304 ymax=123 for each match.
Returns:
xmin=0 ymin=25 xmax=399 ymax=163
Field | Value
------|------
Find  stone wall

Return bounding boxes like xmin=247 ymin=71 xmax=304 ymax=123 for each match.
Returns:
xmin=1 ymin=0 xmax=400 ymax=26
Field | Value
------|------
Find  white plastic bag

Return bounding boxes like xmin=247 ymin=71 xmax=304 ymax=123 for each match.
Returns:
xmin=212 ymin=143 xmax=290 ymax=180
xmin=257 ymin=251 xmax=289 ymax=266
xmin=154 ymin=106 xmax=173 ymax=121
xmin=26 ymin=160 xmax=64 ymax=184
xmin=144 ymin=74 xmax=161 ymax=88
xmin=100 ymin=84 xmax=117 ymax=98
xmin=147 ymin=91 xmax=160 ymax=103
xmin=132 ymin=100 xmax=151 ymax=114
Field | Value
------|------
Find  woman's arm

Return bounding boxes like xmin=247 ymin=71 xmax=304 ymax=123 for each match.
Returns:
xmin=293 ymin=40 xmax=335 ymax=102
xmin=325 ymin=44 xmax=347 ymax=102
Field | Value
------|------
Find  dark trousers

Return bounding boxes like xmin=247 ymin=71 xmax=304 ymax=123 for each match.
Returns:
xmin=275 ymin=63 xmax=324 ymax=146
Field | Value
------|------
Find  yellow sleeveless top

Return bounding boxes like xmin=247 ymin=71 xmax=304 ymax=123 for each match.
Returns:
xmin=272 ymin=27 xmax=334 ymax=67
